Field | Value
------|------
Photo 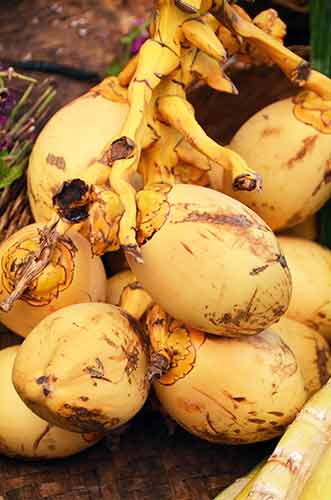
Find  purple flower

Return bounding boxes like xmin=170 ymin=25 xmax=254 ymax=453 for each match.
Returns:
xmin=0 ymin=134 xmax=13 ymax=150
xmin=0 ymin=115 xmax=7 ymax=128
xmin=0 ymin=89 xmax=19 ymax=117
xmin=132 ymin=18 xmax=145 ymax=27
xmin=131 ymin=33 xmax=149 ymax=54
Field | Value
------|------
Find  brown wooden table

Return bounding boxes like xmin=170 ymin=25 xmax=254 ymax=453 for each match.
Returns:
xmin=0 ymin=1 xmax=301 ymax=498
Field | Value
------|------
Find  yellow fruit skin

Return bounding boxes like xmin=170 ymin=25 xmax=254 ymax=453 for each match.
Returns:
xmin=223 ymin=97 xmax=331 ymax=232
xmin=28 ymin=94 xmax=128 ymax=223
xmin=278 ymin=236 xmax=331 ymax=341
xmin=13 ymin=303 xmax=149 ymax=433
xmin=0 ymin=346 xmax=103 ymax=459
xmin=153 ymin=329 xmax=306 ymax=444
xmin=0 ymin=224 xmax=107 ymax=337
xmin=106 ymin=270 xmax=137 ymax=306
xmin=128 ymin=184 xmax=292 ymax=336
xmin=270 ymin=317 xmax=331 ymax=397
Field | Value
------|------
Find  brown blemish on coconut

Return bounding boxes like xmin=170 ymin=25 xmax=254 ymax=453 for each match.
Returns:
xmin=80 ymin=396 xmax=89 ymax=402
xmin=103 ymin=335 xmax=118 ymax=349
xmin=204 ymin=288 xmax=258 ymax=331
xmin=180 ymin=241 xmax=194 ymax=256
xmin=324 ymin=170 xmax=331 ymax=184
xmin=306 ymin=319 xmax=320 ymax=331
xmin=287 ymin=134 xmax=318 ymax=168
xmin=179 ymin=399 xmax=202 ymax=413
xmin=192 ymin=386 xmax=238 ymax=422
xmin=268 ymin=411 xmax=285 ymax=417
xmin=286 ymin=211 xmax=303 ymax=227
xmin=33 ymin=424 xmax=51 ymax=451
xmin=119 ymin=309 xmax=148 ymax=349
xmin=61 ymin=404 xmax=115 ymax=432
xmin=122 ymin=343 xmax=140 ymax=379
xmin=46 ymin=153 xmax=66 ymax=170
xmin=250 ymin=264 xmax=269 ymax=276
xmin=206 ymin=412 xmax=219 ymax=434
xmin=315 ymin=342 xmax=331 ymax=386
xmin=36 ymin=375 xmax=55 ymax=397
xmin=84 ymin=358 xmax=112 ymax=383
xmin=262 ymin=127 xmax=280 ymax=137
xmin=312 ymin=163 xmax=331 ymax=196
xmin=233 ymin=397 xmax=247 ymax=402
xmin=248 ymin=418 xmax=266 ymax=424
xmin=173 ymin=209 xmax=253 ymax=229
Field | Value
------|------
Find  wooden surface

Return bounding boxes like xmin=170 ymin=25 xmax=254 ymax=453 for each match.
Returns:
xmin=0 ymin=1 xmax=306 ymax=499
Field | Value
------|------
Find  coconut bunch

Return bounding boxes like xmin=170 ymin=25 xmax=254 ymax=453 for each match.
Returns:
xmin=0 ymin=0 xmax=331 ymax=471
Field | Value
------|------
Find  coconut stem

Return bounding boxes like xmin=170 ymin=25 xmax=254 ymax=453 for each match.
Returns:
xmin=147 ymin=352 xmax=170 ymax=381
xmin=0 ymin=220 xmax=62 ymax=312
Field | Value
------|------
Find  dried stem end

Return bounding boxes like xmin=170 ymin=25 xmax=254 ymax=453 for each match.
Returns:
xmin=52 ymin=179 xmax=92 ymax=223
xmin=233 ymin=173 xmax=263 ymax=192
xmin=148 ymin=352 xmax=171 ymax=382
xmin=0 ymin=222 xmax=76 ymax=311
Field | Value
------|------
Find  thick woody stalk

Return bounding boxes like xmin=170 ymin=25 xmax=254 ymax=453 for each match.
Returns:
xmin=247 ymin=378 xmax=331 ymax=500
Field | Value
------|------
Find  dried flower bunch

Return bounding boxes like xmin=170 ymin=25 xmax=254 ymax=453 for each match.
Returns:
xmin=0 ymin=67 xmax=56 ymax=240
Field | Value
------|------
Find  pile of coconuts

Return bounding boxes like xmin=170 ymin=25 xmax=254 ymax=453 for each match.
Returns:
xmin=0 ymin=2 xmax=331 ymax=472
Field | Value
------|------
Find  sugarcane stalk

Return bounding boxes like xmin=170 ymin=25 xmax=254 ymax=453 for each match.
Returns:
xmin=247 ymin=378 xmax=331 ymax=500
xmin=299 ymin=444 xmax=331 ymax=499
xmin=214 ymin=461 xmax=266 ymax=500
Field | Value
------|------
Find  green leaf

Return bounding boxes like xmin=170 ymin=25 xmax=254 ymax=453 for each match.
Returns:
xmin=107 ymin=58 xmax=124 ymax=76
xmin=0 ymin=153 xmax=25 ymax=188
xmin=310 ymin=1 xmax=331 ymax=246
xmin=310 ymin=0 xmax=331 ymax=75
xmin=106 ymin=20 xmax=149 ymax=76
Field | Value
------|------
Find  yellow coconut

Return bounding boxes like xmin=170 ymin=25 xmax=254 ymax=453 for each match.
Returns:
xmin=153 ymin=327 xmax=306 ymax=444
xmin=13 ymin=303 xmax=149 ymax=433
xmin=278 ymin=236 xmax=331 ymax=341
xmin=269 ymin=316 xmax=331 ymax=397
xmin=0 ymin=346 xmax=103 ymax=459
xmin=28 ymin=92 xmax=128 ymax=223
xmin=0 ymin=223 xmax=106 ymax=337
xmin=223 ymin=97 xmax=331 ymax=232
xmin=128 ymin=183 xmax=292 ymax=336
